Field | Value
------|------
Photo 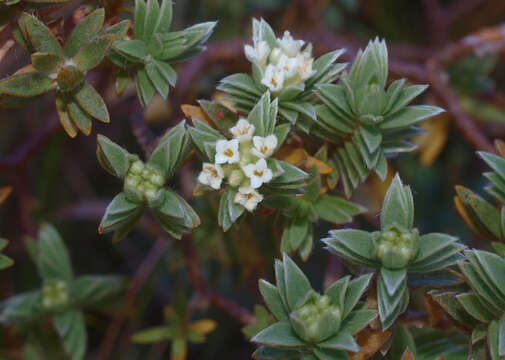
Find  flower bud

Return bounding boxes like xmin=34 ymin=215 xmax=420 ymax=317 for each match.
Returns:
xmin=150 ymin=173 xmax=165 ymax=187
xmin=269 ymin=47 xmax=282 ymax=65
xmin=374 ymin=228 xmax=418 ymax=269
xmin=42 ymin=280 xmax=69 ymax=309
xmin=228 ymin=169 xmax=244 ymax=187
xmin=56 ymin=65 xmax=84 ymax=92
xmin=129 ymin=160 xmax=144 ymax=175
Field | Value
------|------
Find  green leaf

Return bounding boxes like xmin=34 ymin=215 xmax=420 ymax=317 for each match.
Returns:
xmin=73 ymin=34 xmax=114 ymax=72
xmin=339 ymin=309 xmax=377 ymax=335
xmin=456 ymin=292 xmax=494 ymax=322
xmin=323 ymin=229 xmax=377 ymax=267
xmin=134 ymin=0 xmax=146 ymax=39
xmin=488 ymin=320 xmax=500 ymax=360
xmin=0 ymin=291 xmax=43 ymax=324
xmin=0 ymin=72 xmax=53 ymax=98
xmin=253 ymin=346 xmax=299 ymax=359
xmin=103 ymin=20 xmax=131 ymax=40
xmin=314 ymin=195 xmax=366 ymax=225
xmin=312 ymin=347 xmax=349 ymax=360
xmin=53 ymin=309 xmax=87 ymax=360
xmin=380 ymin=268 xmax=407 ymax=297
xmin=259 ymin=280 xmax=288 ymax=321
xmin=342 ymin=273 xmax=373 ymax=318
xmin=31 ymin=52 xmax=64 ymax=74
xmin=318 ymin=331 xmax=359 ymax=352
xmin=99 ymin=192 xmax=143 ymax=236
xmin=21 ymin=12 xmax=62 ymax=55
xmin=324 ymin=276 xmax=349 ymax=311
xmin=131 ymin=326 xmax=173 ymax=343
xmin=248 ymin=91 xmax=277 ymax=137
xmin=153 ymin=59 xmax=177 ymax=86
xmin=251 ymin=321 xmax=305 ymax=349
xmin=283 ymin=254 xmax=311 ymax=310
xmin=148 ymin=121 xmax=190 ymax=178
xmin=143 ymin=0 xmax=160 ymax=40
xmin=145 ymin=61 xmax=169 ymax=99
xmin=136 ymin=67 xmax=156 ymax=106
xmin=0 ymin=254 xmax=14 ymax=270
xmin=380 ymin=105 xmax=444 ymax=130
xmin=113 ymin=39 xmax=148 ymax=62
xmin=154 ymin=0 xmax=173 ymax=34
xmin=282 ymin=218 xmax=310 ymax=252
xmin=380 ymin=174 xmax=413 ymax=230
xmin=188 ymin=118 xmax=226 ymax=162
xmin=64 ymin=8 xmax=104 ymax=58
xmin=96 ymin=135 xmax=133 ymax=178
xmin=70 ymin=275 xmax=125 ymax=307
xmin=38 ymin=223 xmax=73 ymax=281
xmin=243 ymin=305 xmax=276 ymax=340
xmin=72 ymin=82 xmax=109 ymax=123
xmin=66 ymin=98 xmax=93 ymax=135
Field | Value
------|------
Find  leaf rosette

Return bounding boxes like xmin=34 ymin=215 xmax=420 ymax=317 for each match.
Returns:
xmin=0 ymin=9 xmax=129 ymax=137
xmin=252 ymin=254 xmax=377 ymax=359
xmin=97 ymin=122 xmax=200 ymax=241
xmin=323 ymin=174 xmax=465 ymax=329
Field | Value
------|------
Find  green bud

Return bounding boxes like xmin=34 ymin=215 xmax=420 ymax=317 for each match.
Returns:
xmin=129 ymin=160 xmax=144 ymax=175
xmin=374 ymin=227 xmax=418 ymax=269
xmin=150 ymin=173 xmax=164 ymax=187
xmin=42 ymin=280 xmax=69 ymax=309
xmin=56 ymin=65 xmax=84 ymax=92
xmin=228 ymin=169 xmax=244 ymax=187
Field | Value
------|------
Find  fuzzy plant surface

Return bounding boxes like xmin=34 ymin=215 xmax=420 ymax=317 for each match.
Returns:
xmin=131 ymin=291 xmax=217 ymax=360
xmin=218 ymin=18 xmax=346 ymax=127
xmin=188 ymin=91 xmax=309 ymax=231
xmin=98 ymin=122 xmax=200 ymax=241
xmin=323 ymin=174 xmax=465 ymax=329
xmin=311 ymin=39 xmax=444 ymax=197
xmin=0 ymin=9 xmax=128 ymax=137
xmin=251 ymin=254 xmax=377 ymax=359
xmin=0 ymin=224 xmax=125 ymax=360
xmin=109 ymin=0 xmax=216 ymax=106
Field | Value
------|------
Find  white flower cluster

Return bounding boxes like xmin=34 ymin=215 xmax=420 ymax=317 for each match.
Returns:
xmin=198 ymin=119 xmax=278 ymax=211
xmin=244 ymin=31 xmax=315 ymax=93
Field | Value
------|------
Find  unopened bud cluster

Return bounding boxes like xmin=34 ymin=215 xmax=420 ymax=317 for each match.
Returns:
xmin=373 ymin=227 xmax=418 ymax=269
xmin=55 ymin=63 xmax=85 ymax=92
xmin=290 ymin=293 xmax=341 ymax=343
xmin=42 ymin=280 xmax=69 ymax=309
xmin=124 ymin=160 xmax=164 ymax=202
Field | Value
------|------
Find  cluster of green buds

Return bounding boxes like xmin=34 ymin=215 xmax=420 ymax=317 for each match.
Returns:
xmin=124 ymin=160 xmax=165 ymax=203
xmin=373 ymin=227 xmax=419 ymax=269
xmin=42 ymin=280 xmax=69 ymax=309
xmin=290 ymin=293 xmax=341 ymax=343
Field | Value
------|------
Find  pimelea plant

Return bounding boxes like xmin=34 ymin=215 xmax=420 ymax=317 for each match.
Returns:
xmin=323 ymin=175 xmax=466 ymax=329
xmin=3 ymin=2 xmax=505 ymax=359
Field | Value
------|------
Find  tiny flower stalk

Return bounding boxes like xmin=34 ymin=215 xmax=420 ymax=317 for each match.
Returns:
xmin=188 ymin=91 xmax=309 ymax=231
xmin=0 ymin=10 xmax=128 ymax=137
xmin=0 ymin=224 xmax=125 ymax=360
xmin=323 ymin=174 xmax=465 ymax=330
xmin=252 ymin=254 xmax=377 ymax=359
xmin=219 ymin=18 xmax=347 ymax=126
xmin=97 ymin=122 xmax=200 ymax=241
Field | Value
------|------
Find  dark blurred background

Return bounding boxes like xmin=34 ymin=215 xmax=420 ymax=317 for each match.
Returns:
xmin=1 ymin=0 xmax=505 ymax=358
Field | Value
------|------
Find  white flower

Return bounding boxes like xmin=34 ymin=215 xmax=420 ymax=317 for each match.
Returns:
xmin=278 ymin=30 xmax=304 ymax=57
xmin=277 ymin=54 xmax=299 ymax=79
xmin=261 ymin=64 xmax=285 ymax=92
xmin=230 ymin=118 xmax=255 ymax=143
xmin=244 ymin=40 xmax=270 ymax=66
xmin=269 ymin=47 xmax=283 ymax=65
xmin=242 ymin=158 xmax=273 ymax=189
xmin=296 ymin=53 xmax=316 ymax=80
xmin=251 ymin=135 xmax=278 ymax=158
xmin=234 ymin=188 xmax=264 ymax=211
xmin=215 ymin=139 xmax=240 ymax=164
xmin=198 ymin=163 xmax=224 ymax=189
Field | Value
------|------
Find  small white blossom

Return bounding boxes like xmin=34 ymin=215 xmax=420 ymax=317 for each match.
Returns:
xmin=230 ymin=118 xmax=255 ymax=143
xmin=269 ymin=47 xmax=283 ymax=65
xmin=296 ymin=53 xmax=316 ymax=80
xmin=242 ymin=158 xmax=273 ymax=189
xmin=198 ymin=163 xmax=224 ymax=189
xmin=261 ymin=64 xmax=285 ymax=92
xmin=277 ymin=54 xmax=299 ymax=79
xmin=215 ymin=139 xmax=240 ymax=164
xmin=278 ymin=31 xmax=304 ymax=57
xmin=251 ymin=135 xmax=278 ymax=158
xmin=244 ymin=40 xmax=270 ymax=66
xmin=234 ymin=188 xmax=264 ymax=211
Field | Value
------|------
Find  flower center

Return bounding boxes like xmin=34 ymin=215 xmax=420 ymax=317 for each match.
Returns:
xmin=254 ymin=170 xmax=264 ymax=177
xmin=271 ymin=77 xmax=278 ymax=87
xmin=224 ymin=149 xmax=234 ymax=157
